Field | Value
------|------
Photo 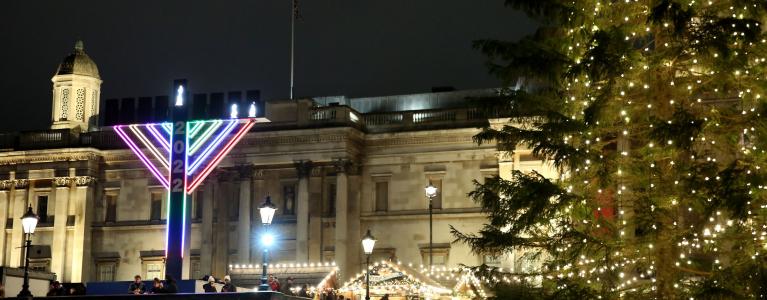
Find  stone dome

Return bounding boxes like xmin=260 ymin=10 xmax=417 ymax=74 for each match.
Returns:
xmin=55 ymin=40 xmax=100 ymax=78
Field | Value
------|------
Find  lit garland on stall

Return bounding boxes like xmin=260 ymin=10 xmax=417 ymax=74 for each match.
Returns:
xmin=339 ymin=260 xmax=452 ymax=297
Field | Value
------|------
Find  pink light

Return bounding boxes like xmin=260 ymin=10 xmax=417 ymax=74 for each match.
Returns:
xmin=186 ymin=119 xmax=254 ymax=193
xmin=114 ymin=126 xmax=170 ymax=189
xmin=147 ymin=123 xmax=171 ymax=153
xmin=129 ymin=125 xmax=170 ymax=171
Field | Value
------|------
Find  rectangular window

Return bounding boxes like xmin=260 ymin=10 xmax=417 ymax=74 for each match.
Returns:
xmin=97 ymin=263 xmax=116 ymax=282
xmin=150 ymin=192 xmax=162 ymax=221
xmin=194 ymin=191 xmax=204 ymax=220
xmin=420 ymin=244 xmax=450 ymax=267
xmin=375 ymin=182 xmax=388 ymax=212
xmin=146 ymin=263 xmax=163 ymax=280
xmin=483 ymin=255 xmax=502 ymax=267
xmin=191 ymin=257 xmax=201 ymax=279
xmin=431 ymin=179 xmax=443 ymax=209
xmin=37 ymin=195 xmax=49 ymax=223
xmin=105 ymin=194 xmax=117 ymax=223
xmin=326 ymin=183 xmax=336 ymax=217
xmin=282 ymin=184 xmax=296 ymax=215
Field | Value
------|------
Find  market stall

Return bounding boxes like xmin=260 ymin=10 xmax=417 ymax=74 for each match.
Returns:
xmin=339 ymin=261 xmax=452 ymax=300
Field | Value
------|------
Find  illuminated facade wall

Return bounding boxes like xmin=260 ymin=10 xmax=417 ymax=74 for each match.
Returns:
xmin=0 ymin=46 xmax=557 ymax=285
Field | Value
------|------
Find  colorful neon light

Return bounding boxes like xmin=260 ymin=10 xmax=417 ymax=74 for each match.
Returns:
xmin=187 ymin=120 xmax=238 ymax=173
xmin=114 ymin=119 xmax=256 ymax=194
xmin=129 ymin=125 xmax=170 ymax=170
xmin=188 ymin=121 xmax=223 ymax=155
xmin=114 ymin=126 xmax=170 ymax=189
xmin=186 ymin=119 xmax=254 ymax=192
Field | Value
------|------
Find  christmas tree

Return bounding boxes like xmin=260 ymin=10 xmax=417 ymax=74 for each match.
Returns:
xmin=453 ymin=1 xmax=767 ymax=298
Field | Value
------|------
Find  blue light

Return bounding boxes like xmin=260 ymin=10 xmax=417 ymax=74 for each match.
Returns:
xmin=261 ymin=232 xmax=275 ymax=247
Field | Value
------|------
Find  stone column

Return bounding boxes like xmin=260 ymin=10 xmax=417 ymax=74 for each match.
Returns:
xmin=294 ymin=160 xmax=312 ymax=262
xmin=71 ymin=176 xmax=96 ymax=282
xmin=50 ymin=176 xmax=71 ymax=282
xmin=213 ymin=172 xmax=233 ymax=278
xmin=0 ymin=180 xmax=13 ymax=266
xmin=236 ymin=165 xmax=254 ymax=263
xmin=250 ymin=169 xmax=265 ymax=260
xmin=10 ymin=179 xmax=30 ymax=268
xmin=200 ymin=180 xmax=216 ymax=277
xmin=333 ymin=159 xmax=350 ymax=281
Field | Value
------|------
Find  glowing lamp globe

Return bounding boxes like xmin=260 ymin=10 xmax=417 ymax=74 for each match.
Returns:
xmin=425 ymin=183 xmax=438 ymax=199
xmin=21 ymin=206 xmax=39 ymax=234
xmin=261 ymin=232 xmax=275 ymax=247
xmin=361 ymin=229 xmax=376 ymax=255
xmin=259 ymin=196 xmax=277 ymax=225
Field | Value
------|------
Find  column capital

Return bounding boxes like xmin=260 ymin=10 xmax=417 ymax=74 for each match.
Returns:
xmin=54 ymin=177 xmax=72 ymax=187
xmin=14 ymin=179 xmax=29 ymax=189
xmin=294 ymin=160 xmax=313 ymax=178
xmin=333 ymin=158 xmax=352 ymax=173
xmin=235 ymin=165 xmax=255 ymax=180
xmin=74 ymin=176 xmax=97 ymax=187
xmin=0 ymin=180 xmax=13 ymax=191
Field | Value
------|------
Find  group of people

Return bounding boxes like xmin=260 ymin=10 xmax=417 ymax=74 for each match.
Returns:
xmin=268 ymin=275 xmax=309 ymax=297
xmin=129 ymin=275 xmax=178 ymax=294
xmin=202 ymin=275 xmax=237 ymax=293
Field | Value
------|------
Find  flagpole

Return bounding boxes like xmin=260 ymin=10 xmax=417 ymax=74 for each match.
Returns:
xmin=290 ymin=0 xmax=296 ymax=100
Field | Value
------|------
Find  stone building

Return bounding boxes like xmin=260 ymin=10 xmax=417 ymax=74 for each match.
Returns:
xmin=0 ymin=42 xmax=555 ymax=285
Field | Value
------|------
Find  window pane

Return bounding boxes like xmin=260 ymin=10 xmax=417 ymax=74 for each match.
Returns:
xmin=432 ymin=179 xmax=442 ymax=209
xmin=326 ymin=184 xmax=336 ymax=217
xmin=146 ymin=263 xmax=162 ymax=280
xmin=375 ymin=182 xmax=388 ymax=212
xmin=282 ymin=184 xmax=296 ymax=215
xmin=106 ymin=195 xmax=117 ymax=222
xmin=194 ymin=191 xmax=204 ymax=219
xmin=150 ymin=192 xmax=162 ymax=221
xmin=37 ymin=195 xmax=49 ymax=223
xmin=98 ymin=264 xmax=115 ymax=281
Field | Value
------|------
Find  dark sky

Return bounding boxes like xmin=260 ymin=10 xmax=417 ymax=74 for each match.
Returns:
xmin=0 ymin=1 xmax=536 ymax=132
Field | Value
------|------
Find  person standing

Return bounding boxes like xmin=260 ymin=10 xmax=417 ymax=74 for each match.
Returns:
xmin=221 ymin=275 xmax=237 ymax=292
xmin=162 ymin=275 xmax=178 ymax=293
xmin=281 ymin=277 xmax=295 ymax=295
xmin=270 ymin=276 xmax=281 ymax=291
xmin=129 ymin=275 xmax=145 ymax=294
xmin=150 ymin=278 xmax=163 ymax=294
xmin=203 ymin=276 xmax=218 ymax=293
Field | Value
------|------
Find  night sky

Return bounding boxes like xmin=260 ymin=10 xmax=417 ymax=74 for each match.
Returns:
xmin=0 ymin=1 xmax=536 ymax=132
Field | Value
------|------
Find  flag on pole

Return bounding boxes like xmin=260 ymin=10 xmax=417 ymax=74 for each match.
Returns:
xmin=293 ymin=0 xmax=303 ymax=21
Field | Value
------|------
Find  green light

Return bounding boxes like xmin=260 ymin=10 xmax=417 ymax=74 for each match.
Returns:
xmin=188 ymin=120 xmax=222 ymax=154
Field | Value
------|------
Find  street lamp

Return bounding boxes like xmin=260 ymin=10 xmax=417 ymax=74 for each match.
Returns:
xmin=424 ymin=182 xmax=437 ymax=271
xmin=258 ymin=196 xmax=277 ymax=291
xmin=361 ymin=229 xmax=376 ymax=300
xmin=18 ymin=206 xmax=38 ymax=299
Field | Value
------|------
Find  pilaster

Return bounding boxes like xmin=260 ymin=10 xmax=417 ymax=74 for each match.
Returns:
xmin=70 ymin=176 xmax=96 ymax=282
xmin=51 ymin=176 xmax=72 ymax=281
xmin=294 ymin=160 xmax=312 ymax=262
xmin=333 ymin=158 xmax=351 ymax=281
xmin=10 ymin=179 xmax=30 ymax=268
xmin=236 ymin=165 xmax=254 ymax=263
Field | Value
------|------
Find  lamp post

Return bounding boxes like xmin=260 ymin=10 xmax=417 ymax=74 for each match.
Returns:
xmin=18 ymin=206 xmax=38 ymax=299
xmin=424 ymin=182 xmax=437 ymax=271
xmin=361 ymin=229 xmax=376 ymax=300
xmin=258 ymin=196 xmax=277 ymax=291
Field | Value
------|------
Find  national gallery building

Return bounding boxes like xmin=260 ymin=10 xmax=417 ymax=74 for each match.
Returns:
xmin=0 ymin=42 xmax=554 ymax=285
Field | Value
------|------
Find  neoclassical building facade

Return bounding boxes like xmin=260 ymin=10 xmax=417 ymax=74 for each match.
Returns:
xmin=0 ymin=42 xmax=555 ymax=285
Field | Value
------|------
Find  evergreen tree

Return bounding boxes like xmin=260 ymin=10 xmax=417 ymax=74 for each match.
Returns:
xmin=454 ymin=1 xmax=767 ymax=298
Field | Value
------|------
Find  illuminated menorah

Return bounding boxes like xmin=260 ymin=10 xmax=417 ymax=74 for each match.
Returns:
xmin=114 ymin=79 xmax=268 ymax=279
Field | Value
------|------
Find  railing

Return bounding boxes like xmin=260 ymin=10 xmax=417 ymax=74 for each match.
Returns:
xmin=0 ymin=107 xmax=487 ymax=151
xmin=0 ymin=129 xmax=126 ymax=151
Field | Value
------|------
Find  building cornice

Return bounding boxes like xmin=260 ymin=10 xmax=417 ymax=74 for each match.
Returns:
xmin=0 ymin=148 xmax=102 ymax=165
